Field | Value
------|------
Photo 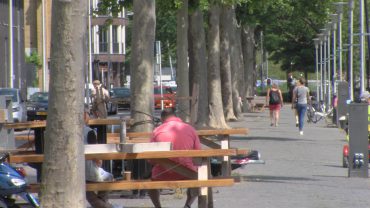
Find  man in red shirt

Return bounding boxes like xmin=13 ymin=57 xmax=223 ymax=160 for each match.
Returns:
xmin=149 ymin=108 xmax=201 ymax=208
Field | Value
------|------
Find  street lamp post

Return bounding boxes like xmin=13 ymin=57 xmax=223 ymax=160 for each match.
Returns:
xmin=318 ymin=34 xmax=324 ymax=101
xmin=330 ymin=15 xmax=338 ymax=94
xmin=326 ymin=22 xmax=333 ymax=106
xmin=359 ymin=0 xmax=365 ymax=94
xmin=313 ymin=38 xmax=320 ymax=99
xmin=333 ymin=2 xmax=347 ymax=82
xmin=348 ymin=0 xmax=354 ymax=100
xmin=320 ymin=29 xmax=328 ymax=106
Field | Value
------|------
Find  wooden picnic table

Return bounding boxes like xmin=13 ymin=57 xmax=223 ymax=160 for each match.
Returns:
xmin=9 ymin=149 xmax=237 ymax=208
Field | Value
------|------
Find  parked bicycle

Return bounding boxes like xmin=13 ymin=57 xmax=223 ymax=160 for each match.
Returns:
xmin=307 ymin=96 xmax=334 ymax=124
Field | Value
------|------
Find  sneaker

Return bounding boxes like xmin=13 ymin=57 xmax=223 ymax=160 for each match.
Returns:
xmin=275 ymin=123 xmax=278 ymax=127
xmin=299 ymin=131 xmax=303 ymax=136
xmin=296 ymin=123 xmax=299 ymax=127
xmin=270 ymin=123 xmax=274 ymax=126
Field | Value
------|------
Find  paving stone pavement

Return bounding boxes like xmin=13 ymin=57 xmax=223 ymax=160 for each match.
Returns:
xmin=108 ymin=106 xmax=370 ymax=208
xmin=18 ymin=106 xmax=370 ymax=208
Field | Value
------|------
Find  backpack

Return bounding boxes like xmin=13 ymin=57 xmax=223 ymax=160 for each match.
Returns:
xmin=269 ymin=90 xmax=281 ymax=104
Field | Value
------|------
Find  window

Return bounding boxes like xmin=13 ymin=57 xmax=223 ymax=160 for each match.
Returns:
xmin=98 ymin=26 xmax=108 ymax=53
xmin=112 ymin=26 xmax=119 ymax=53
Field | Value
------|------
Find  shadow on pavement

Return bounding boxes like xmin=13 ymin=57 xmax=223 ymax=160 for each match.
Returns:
xmin=236 ymin=175 xmax=320 ymax=183
xmin=231 ymin=136 xmax=314 ymax=142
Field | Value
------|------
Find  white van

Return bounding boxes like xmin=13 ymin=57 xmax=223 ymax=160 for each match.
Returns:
xmin=0 ymin=88 xmax=27 ymax=122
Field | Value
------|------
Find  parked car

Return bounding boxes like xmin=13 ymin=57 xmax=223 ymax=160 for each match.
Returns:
xmin=26 ymin=92 xmax=49 ymax=121
xmin=0 ymin=88 xmax=27 ymax=122
xmin=154 ymin=86 xmax=176 ymax=109
xmin=109 ymin=87 xmax=131 ymax=111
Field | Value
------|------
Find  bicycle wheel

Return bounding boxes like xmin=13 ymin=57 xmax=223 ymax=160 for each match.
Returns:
xmin=306 ymin=109 xmax=314 ymax=123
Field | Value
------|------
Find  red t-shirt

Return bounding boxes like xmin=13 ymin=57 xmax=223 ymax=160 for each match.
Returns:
xmin=150 ymin=116 xmax=201 ymax=180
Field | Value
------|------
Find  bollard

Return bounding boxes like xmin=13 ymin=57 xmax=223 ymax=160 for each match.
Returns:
xmin=0 ymin=95 xmax=15 ymax=150
xmin=337 ymin=81 xmax=349 ymax=128
xmin=348 ymin=103 xmax=369 ymax=178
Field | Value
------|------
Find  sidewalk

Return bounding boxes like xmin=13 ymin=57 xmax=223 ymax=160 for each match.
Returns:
xmin=110 ymin=106 xmax=370 ymax=208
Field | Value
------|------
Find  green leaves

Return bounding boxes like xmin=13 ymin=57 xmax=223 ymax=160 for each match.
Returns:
xmin=25 ymin=51 xmax=42 ymax=67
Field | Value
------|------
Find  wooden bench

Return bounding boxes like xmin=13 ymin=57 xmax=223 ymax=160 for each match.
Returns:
xmin=9 ymin=149 xmax=237 ymax=208
xmin=251 ymin=96 xmax=267 ymax=112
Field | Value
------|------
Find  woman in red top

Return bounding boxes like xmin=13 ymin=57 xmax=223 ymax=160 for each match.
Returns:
xmin=266 ymin=83 xmax=284 ymax=126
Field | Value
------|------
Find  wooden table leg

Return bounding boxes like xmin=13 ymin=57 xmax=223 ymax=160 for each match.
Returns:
xmin=197 ymin=157 xmax=209 ymax=208
xmin=221 ymin=135 xmax=231 ymax=177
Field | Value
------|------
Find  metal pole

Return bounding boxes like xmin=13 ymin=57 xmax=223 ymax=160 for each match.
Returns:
xmin=88 ymin=0 xmax=93 ymax=84
xmin=321 ymin=30 xmax=328 ymax=105
xmin=348 ymin=0 xmax=354 ymax=100
xmin=333 ymin=3 xmax=347 ymax=82
xmin=260 ymin=31 xmax=264 ymax=88
xmin=338 ymin=6 xmax=343 ymax=81
xmin=333 ymin=22 xmax=337 ymax=94
xmin=326 ymin=25 xmax=332 ymax=107
xmin=314 ymin=39 xmax=320 ymax=98
xmin=9 ymin=0 xmax=13 ymax=88
xmin=42 ymin=0 xmax=47 ymax=91
xmin=359 ymin=0 xmax=365 ymax=94
xmin=365 ymin=0 xmax=370 ymax=90
xmin=156 ymin=41 xmax=163 ymax=110
xmin=319 ymin=34 xmax=324 ymax=101
xmin=331 ymin=15 xmax=338 ymax=95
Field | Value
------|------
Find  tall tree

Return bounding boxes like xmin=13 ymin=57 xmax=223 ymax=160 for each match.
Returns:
xmin=176 ymin=0 xmax=191 ymax=122
xmin=241 ymin=24 xmax=257 ymax=112
xmin=220 ymin=5 xmax=237 ymax=121
xmin=130 ymin=0 xmax=156 ymax=132
xmin=207 ymin=2 xmax=229 ymax=128
xmin=41 ymin=0 xmax=87 ymax=207
xmin=230 ymin=7 xmax=244 ymax=118
xmin=189 ymin=1 xmax=209 ymax=127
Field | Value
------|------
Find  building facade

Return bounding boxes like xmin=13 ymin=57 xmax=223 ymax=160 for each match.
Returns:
xmin=0 ymin=0 xmax=29 ymax=98
xmin=23 ymin=0 xmax=52 ymax=92
xmin=22 ymin=0 xmax=127 ymax=92
xmin=90 ymin=0 xmax=127 ymax=88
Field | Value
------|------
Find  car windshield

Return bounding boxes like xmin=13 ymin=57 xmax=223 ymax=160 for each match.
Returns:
xmin=29 ymin=92 xmax=48 ymax=103
xmin=112 ymin=88 xmax=130 ymax=97
xmin=0 ymin=89 xmax=18 ymax=102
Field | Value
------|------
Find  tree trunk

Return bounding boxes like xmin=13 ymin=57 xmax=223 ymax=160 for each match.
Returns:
xmin=41 ymin=0 xmax=87 ymax=207
xmin=176 ymin=0 xmax=190 ymax=122
xmin=220 ymin=6 xmax=236 ymax=121
xmin=230 ymin=8 xmax=243 ymax=118
xmin=241 ymin=25 xmax=257 ymax=112
xmin=207 ymin=3 xmax=229 ymax=129
xmin=189 ymin=6 xmax=208 ymax=127
xmin=130 ymin=0 xmax=156 ymax=133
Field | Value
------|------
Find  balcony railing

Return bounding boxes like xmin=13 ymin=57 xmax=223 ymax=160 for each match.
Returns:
xmin=112 ymin=42 xmax=119 ymax=53
xmin=92 ymin=42 xmax=124 ymax=54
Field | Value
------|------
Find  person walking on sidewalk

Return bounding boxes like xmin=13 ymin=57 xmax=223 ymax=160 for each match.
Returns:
xmin=266 ymin=83 xmax=283 ymax=127
xmin=291 ymin=78 xmax=310 ymax=135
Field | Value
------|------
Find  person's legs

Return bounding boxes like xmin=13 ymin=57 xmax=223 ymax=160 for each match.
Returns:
xmin=86 ymin=191 xmax=113 ymax=208
xmin=275 ymin=109 xmax=280 ymax=126
xmin=184 ymin=188 xmax=199 ymax=208
xmin=148 ymin=189 xmax=162 ymax=208
xmin=297 ymin=104 xmax=307 ymax=132
xmin=269 ymin=109 xmax=274 ymax=126
xmin=295 ymin=109 xmax=299 ymax=126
